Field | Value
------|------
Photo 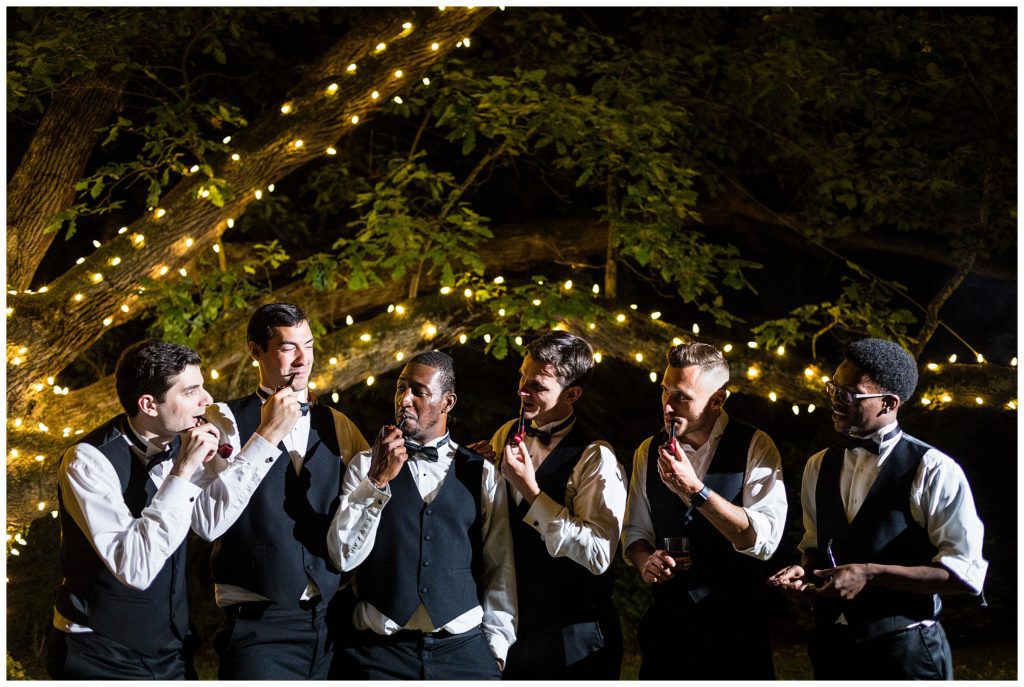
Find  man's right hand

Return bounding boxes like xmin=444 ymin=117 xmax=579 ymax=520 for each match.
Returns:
xmin=171 ymin=423 xmax=220 ymax=479
xmin=367 ymin=425 xmax=408 ymax=488
xmin=256 ymin=386 xmax=302 ymax=446
xmin=768 ymin=564 xmax=815 ymax=592
xmin=640 ymin=549 xmax=681 ymax=584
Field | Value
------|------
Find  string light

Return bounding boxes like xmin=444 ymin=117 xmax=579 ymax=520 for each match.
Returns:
xmin=332 ymin=392 xmax=340 ymax=403
xmin=120 ymin=304 xmax=129 ymax=313
xmin=776 ymin=346 xmax=786 ymax=356
xmin=975 ymin=396 xmax=984 ymax=405
xmin=927 ymin=363 xmax=940 ymax=371
xmin=395 ymin=305 xmax=405 ymax=314
xmin=723 ymin=344 xmax=733 ymax=353
xmin=747 ymin=366 xmax=760 ymax=379
xmin=280 ymin=102 xmax=293 ymax=114
xmin=692 ymin=323 xmax=700 ymax=334
xmin=976 ymin=353 xmax=985 ymax=363
xmin=948 ymin=354 xmax=957 ymax=363
xmin=351 ymin=115 xmax=360 ymax=125
xmin=91 ymin=273 xmax=104 ymax=283
xmin=190 ymin=164 xmax=200 ymax=173
xmin=184 ymin=238 xmax=194 ymax=248
xmin=326 ymin=83 xmax=339 ymax=95
xmin=941 ymin=393 xmax=953 ymax=403
xmin=459 ymin=334 xmax=468 ymax=344
xmin=155 ymin=208 xmax=166 ymax=219
xmin=231 ymin=153 xmax=240 ymax=161
xmin=76 ymin=258 xmax=85 ymax=264
xmin=375 ymin=42 xmax=387 ymax=52
xmin=223 ymin=135 xmax=232 ymax=143
xmin=563 ymin=280 xmax=573 ymax=290
xmin=531 ymin=299 xmax=541 ymax=306
xmin=179 ymin=268 xmax=188 ymax=277
xmin=210 ymin=370 xmax=220 ymax=380
xmin=132 ymin=233 xmax=145 ymax=245
xmin=630 ymin=304 xmax=638 ymax=310
xmin=807 ymin=404 xmax=816 ymax=413
xmin=227 ymin=218 xmax=235 ymax=229
xmin=422 ymin=77 xmax=430 ymax=85
xmin=103 ymin=317 xmax=113 ymax=326
xmin=347 ymin=63 xmax=357 ymax=73
xmin=359 ymin=333 xmax=372 ymax=342
xmin=1012 ymin=357 xmax=1018 ymax=367
xmin=371 ymin=90 xmax=380 ymax=100
xmin=747 ymin=341 xmax=758 ymax=349
xmin=634 ymin=353 xmax=644 ymax=362
xmin=424 ymin=324 xmax=437 ymax=338
xmin=615 ymin=314 xmax=626 ymax=323
xmin=402 ymin=21 xmax=412 ymax=29
xmin=514 ymin=336 xmax=523 ymax=346
xmin=497 ymin=308 xmax=506 ymax=317
xmin=326 ymin=147 xmax=337 ymax=155
xmin=329 ymin=357 xmax=338 ymax=365
xmin=92 ymin=240 xmax=101 ymax=248
xmin=588 ymin=323 xmax=596 ymax=330
xmin=594 ymin=353 xmax=603 ymax=363
xmin=255 ymin=190 xmax=263 ymax=200
xmin=292 ymin=139 xmax=304 ymax=149
xmin=118 ymin=226 xmax=128 ymax=234
xmin=394 ymin=70 xmax=403 ymax=78
xmin=804 ymin=367 xmax=815 ymax=378
xmin=768 ymin=391 xmax=777 ymax=402
xmin=158 ymin=266 xmax=169 ymax=276
xmin=672 ymin=337 xmax=683 ymax=346
xmin=396 ymin=352 xmax=405 ymax=361
xmin=493 ymin=276 xmax=505 ymax=284
xmin=345 ymin=315 xmax=354 ymax=325
xmin=792 ymin=405 xmax=800 ymax=415
xmin=649 ymin=372 xmax=658 ymax=383
xmin=431 ymin=42 xmax=440 ymax=51
xmin=464 ymin=288 xmax=473 ymax=298
xmin=650 ymin=311 xmax=661 ymax=320
xmin=213 ymin=244 xmax=221 ymax=254
xmin=483 ymin=334 xmax=492 ymax=343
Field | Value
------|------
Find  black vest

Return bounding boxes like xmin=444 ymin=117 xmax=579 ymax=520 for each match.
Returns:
xmin=504 ymin=421 xmax=616 ymax=629
xmin=210 ymin=394 xmax=348 ymax=607
xmin=814 ymin=433 xmax=940 ymax=640
xmin=356 ymin=445 xmax=485 ymax=627
xmin=646 ymin=418 xmax=767 ymax=608
xmin=54 ymin=415 xmax=189 ymax=655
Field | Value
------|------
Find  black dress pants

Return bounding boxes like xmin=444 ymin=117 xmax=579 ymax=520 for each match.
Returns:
xmin=335 ymin=627 xmax=501 ymax=680
xmin=45 ymin=627 xmax=190 ymax=680
xmin=215 ymin=598 xmax=333 ymax=679
xmin=503 ymin=603 xmax=623 ymax=680
xmin=637 ymin=597 xmax=775 ymax=680
xmin=809 ymin=621 xmax=953 ymax=680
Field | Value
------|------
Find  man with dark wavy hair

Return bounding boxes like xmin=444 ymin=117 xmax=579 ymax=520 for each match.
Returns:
xmin=47 ymin=340 xmax=220 ymax=679
xmin=770 ymin=338 xmax=988 ymax=679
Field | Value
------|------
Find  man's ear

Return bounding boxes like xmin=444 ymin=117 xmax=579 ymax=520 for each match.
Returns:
xmin=137 ymin=394 xmax=159 ymax=418
xmin=880 ymin=394 xmax=900 ymax=415
xmin=708 ymin=388 xmax=728 ymax=411
xmin=442 ymin=392 xmax=458 ymax=415
xmin=562 ymin=385 xmax=583 ymax=406
xmin=248 ymin=341 xmax=262 ymax=361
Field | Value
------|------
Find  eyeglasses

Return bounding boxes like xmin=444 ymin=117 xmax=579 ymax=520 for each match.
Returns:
xmin=825 ymin=380 xmax=896 ymax=404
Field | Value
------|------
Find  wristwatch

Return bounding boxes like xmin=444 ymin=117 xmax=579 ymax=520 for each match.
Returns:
xmin=690 ymin=484 xmax=712 ymax=509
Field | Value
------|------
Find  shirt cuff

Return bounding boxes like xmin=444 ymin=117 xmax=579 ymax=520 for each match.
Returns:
xmin=352 ymin=477 xmax=390 ymax=507
xmin=733 ymin=507 xmax=771 ymax=559
xmin=235 ymin=432 xmax=280 ymax=469
xmin=935 ymin=553 xmax=987 ymax=594
xmin=153 ymin=475 xmax=203 ymax=510
xmin=524 ymin=492 xmax=561 ymax=532
xmin=486 ymin=632 xmax=509 ymax=667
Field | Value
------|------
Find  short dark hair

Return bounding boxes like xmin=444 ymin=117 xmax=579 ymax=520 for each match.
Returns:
xmin=115 ymin=340 xmax=202 ymax=417
xmin=407 ymin=350 xmax=456 ymax=395
xmin=525 ymin=330 xmax=595 ymax=389
xmin=844 ymin=338 xmax=919 ymax=401
xmin=666 ymin=341 xmax=730 ymax=389
xmin=247 ymin=302 xmax=308 ymax=351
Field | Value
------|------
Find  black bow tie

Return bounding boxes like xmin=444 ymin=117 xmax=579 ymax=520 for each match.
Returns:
xmin=842 ymin=435 xmax=880 ymax=454
xmin=404 ymin=435 xmax=449 ymax=462
xmin=256 ymin=387 xmax=310 ymax=416
xmin=524 ymin=414 xmax=575 ymax=446
xmin=146 ymin=444 xmax=178 ymax=471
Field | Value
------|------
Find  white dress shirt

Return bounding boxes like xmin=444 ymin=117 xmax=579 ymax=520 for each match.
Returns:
xmin=199 ymin=387 xmax=369 ymax=606
xmin=798 ymin=421 xmax=988 ymax=594
xmin=327 ymin=435 xmax=517 ymax=665
xmin=622 ymin=410 xmax=788 ymax=561
xmin=488 ymin=414 xmax=628 ymax=575
xmin=54 ymin=418 xmax=203 ymax=633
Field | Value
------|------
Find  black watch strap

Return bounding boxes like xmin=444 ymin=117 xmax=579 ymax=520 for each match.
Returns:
xmin=690 ymin=484 xmax=712 ymax=508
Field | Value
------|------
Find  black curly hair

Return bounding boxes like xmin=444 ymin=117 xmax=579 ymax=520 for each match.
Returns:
xmin=844 ymin=338 xmax=919 ymax=402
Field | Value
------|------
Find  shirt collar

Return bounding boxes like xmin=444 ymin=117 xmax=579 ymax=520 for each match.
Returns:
xmin=851 ymin=421 xmax=902 ymax=461
xmin=534 ymin=412 xmax=576 ymax=436
xmin=124 ymin=417 xmax=171 ymax=458
xmin=257 ymin=385 xmax=309 ymax=403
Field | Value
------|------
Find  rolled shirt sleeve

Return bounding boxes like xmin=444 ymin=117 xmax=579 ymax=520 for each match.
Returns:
xmin=733 ymin=430 xmax=788 ymax=560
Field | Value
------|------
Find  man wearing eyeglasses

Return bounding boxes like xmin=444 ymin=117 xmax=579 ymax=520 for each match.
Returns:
xmin=769 ymin=338 xmax=987 ymax=679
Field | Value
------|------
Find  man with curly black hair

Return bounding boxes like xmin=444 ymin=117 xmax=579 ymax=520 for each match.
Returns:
xmin=770 ymin=338 xmax=987 ymax=679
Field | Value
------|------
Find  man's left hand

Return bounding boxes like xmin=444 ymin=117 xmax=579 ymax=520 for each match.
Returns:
xmin=814 ymin=564 xmax=873 ymax=599
xmin=500 ymin=439 xmax=540 ymax=504
xmin=657 ymin=443 xmax=702 ymax=502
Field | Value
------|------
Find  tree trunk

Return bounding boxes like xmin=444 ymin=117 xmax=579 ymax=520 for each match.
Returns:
xmin=6 ymin=7 xmax=495 ymax=418
xmin=7 ymin=68 xmax=128 ymax=290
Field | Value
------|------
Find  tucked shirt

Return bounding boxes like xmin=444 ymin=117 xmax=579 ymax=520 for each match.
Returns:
xmin=622 ymin=410 xmax=787 ymax=561
xmin=53 ymin=418 xmax=203 ymax=633
xmin=198 ymin=387 xmax=369 ymax=606
xmin=327 ymin=436 xmax=517 ymax=665
xmin=798 ymin=421 xmax=988 ymax=594
xmin=488 ymin=414 xmax=628 ymax=575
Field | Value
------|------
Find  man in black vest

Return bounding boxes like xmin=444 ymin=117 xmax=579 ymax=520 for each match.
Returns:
xmin=200 ymin=302 xmax=370 ymax=679
xmin=623 ymin=341 xmax=788 ymax=679
xmin=327 ymin=350 xmax=516 ymax=680
xmin=46 ymin=340 xmax=221 ymax=679
xmin=769 ymin=338 xmax=987 ymax=679
xmin=482 ymin=330 xmax=627 ymax=679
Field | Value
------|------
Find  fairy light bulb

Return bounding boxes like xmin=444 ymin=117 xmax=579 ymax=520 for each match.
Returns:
xmin=347 ymin=63 xmax=357 ymax=73
xmin=425 ymin=325 xmax=437 ymax=338
xmin=92 ymin=240 xmax=101 ymax=248
xmin=776 ymin=345 xmax=786 ymax=356
xmin=459 ymin=334 xmax=468 ymax=344
xmin=440 ymin=286 xmax=452 ymax=295
xmin=493 ymin=276 xmax=505 ymax=284
xmin=155 ymin=208 xmax=166 ymax=219
xmin=588 ymin=323 xmax=596 ymax=330
xmin=464 ymin=288 xmax=473 ymax=298
xmin=564 ymin=279 xmax=573 ymax=290
xmin=402 ymin=21 xmax=412 ymax=29
xmin=280 ymin=102 xmax=293 ymax=114
xmin=395 ymin=305 xmax=405 ymax=314
xmin=73 ymin=293 xmax=83 ymax=302
xmin=634 ymin=353 xmax=644 ymax=362
xmin=927 ymin=363 xmax=939 ymax=371
xmin=1011 ymin=357 xmax=1018 ymax=367
xmin=747 ymin=341 xmax=758 ymax=349
xmin=292 ymin=139 xmax=304 ymax=149
xmin=483 ymin=334 xmax=492 ymax=343
xmin=132 ymin=233 xmax=145 ymax=245
xmin=615 ymin=314 xmax=626 ymax=323
xmin=346 ymin=315 xmax=354 ymax=325
xmin=326 ymin=147 xmax=337 ymax=155
xmin=747 ymin=366 xmax=760 ymax=379
xmin=118 ymin=226 xmax=128 ymax=234
xmin=179 ymin=268 xmax=188 ymax=277
xmin=326 ymin=83 xmax=339 ymax=95
xmin=975 ymin=396 xmax=984 ymax=405
xmin=332 ymin=392 xmax=340 ymax=403
xmin=650 ymin=311 xmax=661 ymax=320
xmin=103 ymin=317 xmax=113 ymax=326
xmin=723 ymin=344 xmax=733 ymax=353
xmin=514 ymin=336 xmax=523 ymax=346
xmin=76 ymin=258 xmax=85 ymax=264
xmin=807 ymin=404 xmax=816 ymax=413
xmin=227 ymin=218 xmax=235 ymax=228
xmin=190 ymin=164 xmax=200 ymax=173
xmin=371 ymin=90 xmax=380 ymax=100
xmin=531 ymin=299 xmax=541 ymax=306
xmin=976 ymin=353 xmax=985 ymax=363
xmin=210 ymin=369 xmax=220 ymax=380
xmin=672 ymin=337 xmax=683 ymax=346
xmin=594 ymin=353 xmax=603 ymax=363
xmin=359 ymin=333 xmax=372 ymax=342
xmin=223 ymin=135 xmax=232 ymax=143
xmin=184 ymin=238 xmax=194 ymax=248
xmin=497 ymin=308 xmax=506 ymax=317
xmin=804 ymin=367 xmax=815 ymax=378
xmin=375 ymin=42 xmax=387 ymax=52
xmin=120 ymin=304 xmax=129 ymax=313
xmin=422 ymin=77 xmax=430 ymax=85
xmin=431 ymin=42 xmax=439 ymax=51
xmin=351 ymin=115 xmax=360 ymax=125
xmin=948 ymin=354 xmax=957 ymax=363
xmin=329 ymin=357 xmax=338 ymax=365
xmin=91 ymin=273 xmax=103 ymax=283
xmin=394 ymin=96 xmax=403 ymax=104
xmin=396 ymin=352 xmax=405 ymax=361
xmin=158 ymin=266 xmax=169 ymax=276
xmin=213 ymin=244 xmax=221 ymax=254
xmin=649 ymin=372 xmax=658 ymax=383
xmin=255 ymin=190 xmax=263 ymax=200
xmin=394 ymin=70 xmax=403 ymax=78
xmin=941 ymin=394 xmax=953 ymax=403
xmin=768 ymin=392 xmax=778 ymax=402
xmin=231 ymin=153 xmax=240 ymax=161
xmin=792 ymin=405 xmax=800 ymax=415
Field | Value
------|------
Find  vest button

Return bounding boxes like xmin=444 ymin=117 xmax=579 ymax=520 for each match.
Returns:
xmin=425 ymin=509 xmax=433 ymax=515
xmin=424 ymin=535 xmax=432 ymax=541
xmin=420 ymin=587 xmax=428 ymax=594
xmin=423 ymin=561 xmax=430 ymax=567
